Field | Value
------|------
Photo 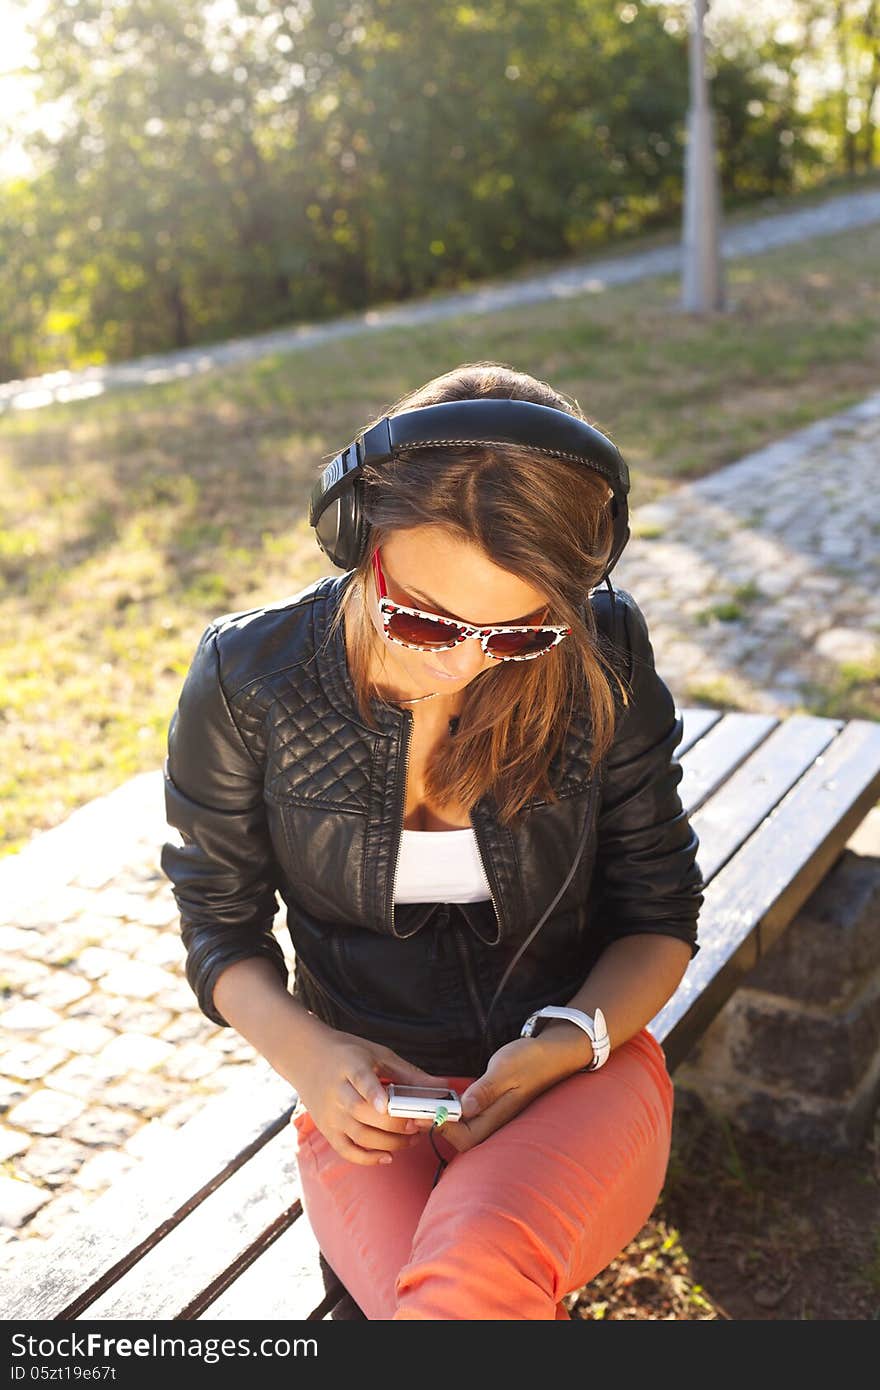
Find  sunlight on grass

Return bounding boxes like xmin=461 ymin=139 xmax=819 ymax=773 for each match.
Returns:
xmin=803 ymin=657 xmax=880 ymax=723
xmin=683 ymin=676 xmax=750 ymax=712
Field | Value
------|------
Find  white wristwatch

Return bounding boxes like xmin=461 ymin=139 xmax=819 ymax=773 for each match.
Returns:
xmin=520 ymin=1005 xmax=611 ymax=1072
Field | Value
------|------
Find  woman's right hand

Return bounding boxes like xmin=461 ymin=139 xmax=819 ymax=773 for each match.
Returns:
xmin=292 ymin=1027 xmax=448 ymax=1167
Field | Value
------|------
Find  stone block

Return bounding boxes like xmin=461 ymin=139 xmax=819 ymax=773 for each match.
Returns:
xmin=68 ymin=1105 xmax=141 ymax=1148
xmin=0 ymin=1175 xmax=52 ymax=1228
xmin=0 ymin=1127 xmax=29 ymax=1161
xmin=91 ymin=1033 xmax=175 ymax=1077
xmin=70 ymin=947 xmax=131 ymax=981
xmin=19 ymin=922 xmax=104 ymax=967
xmin=1 ymin=1042 xmax=70 ymax=1082
xmin=746 ymin=850 xmax=880 ymax=1008
xmin=138 ymin=934 xmax=186 ymax=969
xmin=0 ymin=957 xmax=51 ymax=993
xmin=45 ymin=1056 xmax=114 ymax=1102
xmin=100 ymin=961 xmax=179 ymax=1000
xmin=97 ymin=922 xmax=165 ymax=956
xmin=159 ymin=1042 xmax=222 ymax=1083
xmin=114 ymin=1003 xmax=173 ymax=1034
xmin=22 ymin=972 xmax=92 ymax=1008
xmin=0 ymin=1001 xmax=64 ymax=1032
xmin=92 ymin=889 xmax=160 ymax=921
xmin=102 ymin=1073 xmax=188 ymax=1118
xmin=66 ymin=992 xmax=126 ymax=1025
xmin=152 ymin=980 xmax=200 ymax=1013
xmin=156 ymin=1095 xmax=209 ymax=1131
xmin=0 ymin=1078 xmax=28 ymax=1114
xmin=42 ymin=1020 xmax=116 ymax=1055
xmin=676 ymin=1045 xmax=880 ymax=1153
xmin=159 ymin=1012 xmax=215 ymax=1045
xmin=22 ymin=1187 xmax=89 ymax=1242
xmin=74 ymin=1149 xmax=137 ymax=1193
xmin=6 ymin=1089 xmax=85 ymax=1136
xmin=676 ymin=814 xmax=880 ymax=1152
xmin=15 ymin=1136 xmax=92 ymax=1187
xmin=0 ymin=928 xmax=40 ymax=953
xmin=138 ymin=897 xmax=180 ymax=929
xmin=721 ymin=986 xmax=880 ymax=1096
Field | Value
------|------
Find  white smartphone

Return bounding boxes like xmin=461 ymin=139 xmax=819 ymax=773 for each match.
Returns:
xmin=385 ymin=1085 xmax=462 ymax=1122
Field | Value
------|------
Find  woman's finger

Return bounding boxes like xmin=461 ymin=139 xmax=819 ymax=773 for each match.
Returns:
xmin=376 ymin=1049 xmax=449 ymax=1089
xmin=442 ymin=1088 xmax=529 ymax=1153
xmin=346 ymin=1115 xmax=421 ymax=1154
xmin=347 ymin=1064 xmax=393 ymax=1115
xmin=350 ymin=1092 xmax=419 ymax=1135
xmin=459 ymin=1043 xmax=524 ymax=1118
xmin=332 ymin=1132 xmax=397 ymax=1167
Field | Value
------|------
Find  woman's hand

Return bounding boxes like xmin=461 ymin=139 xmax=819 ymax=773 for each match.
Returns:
xmin=439 ymin=1025 xmax=592 ymax=1155
xmin=292 ymin=1026 xmax=450 ymax=1167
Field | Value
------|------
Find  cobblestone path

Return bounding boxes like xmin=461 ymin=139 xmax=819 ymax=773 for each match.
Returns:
xmin=0 ymin=390 xmax=878 ymax=1266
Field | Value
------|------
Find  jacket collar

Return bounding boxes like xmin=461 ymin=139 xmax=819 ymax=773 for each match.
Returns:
xmin=312 ymin=570 xmax=403 ymax=734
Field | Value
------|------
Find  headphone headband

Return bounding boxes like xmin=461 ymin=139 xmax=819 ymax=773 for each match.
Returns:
xmin=309 ymin=397 xmax=630 ymax=577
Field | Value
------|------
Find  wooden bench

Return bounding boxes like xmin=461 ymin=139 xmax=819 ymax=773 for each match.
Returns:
xmin=5 ymin=708 xmax=880 ymax=1322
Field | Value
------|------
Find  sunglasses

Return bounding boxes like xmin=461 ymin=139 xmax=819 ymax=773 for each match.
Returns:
xmin=372 ymin=548 xmax=571 ymax=661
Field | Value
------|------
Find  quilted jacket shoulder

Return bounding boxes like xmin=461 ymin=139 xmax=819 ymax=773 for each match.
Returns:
xmin=207 ymin=574 xmax=338 ymax=701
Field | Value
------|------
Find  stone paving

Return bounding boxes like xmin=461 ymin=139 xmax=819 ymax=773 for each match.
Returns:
xmin=0 ymin=389 xmax=878 ymax=1270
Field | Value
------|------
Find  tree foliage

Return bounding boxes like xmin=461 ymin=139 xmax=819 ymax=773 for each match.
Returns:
xmin=0 ymin=0 xmax=876 ymax=378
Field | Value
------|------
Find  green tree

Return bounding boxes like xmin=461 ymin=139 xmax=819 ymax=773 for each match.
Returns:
xmin=0 ymin=0 xmax=868 ymax=379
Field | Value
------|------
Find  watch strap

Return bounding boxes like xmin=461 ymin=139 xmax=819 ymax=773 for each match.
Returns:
xmin=520 ymin=1005 xmax=611 ymax=1072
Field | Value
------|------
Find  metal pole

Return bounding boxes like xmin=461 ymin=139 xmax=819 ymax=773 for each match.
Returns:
xmin=681 ymin=0 xmax=726 ymax=312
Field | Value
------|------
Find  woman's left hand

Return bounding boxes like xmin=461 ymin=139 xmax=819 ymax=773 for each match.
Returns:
xmin=436 ymin=1025 xmax=592 ymax=1154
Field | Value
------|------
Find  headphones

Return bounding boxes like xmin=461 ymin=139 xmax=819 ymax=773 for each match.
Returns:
xmin=307 ymin=396 xmax=633 ymax=1059
xmin=308 ymin=397 xmax=631 ymax=579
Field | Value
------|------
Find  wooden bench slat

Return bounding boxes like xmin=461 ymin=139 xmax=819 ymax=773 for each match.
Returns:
xmin=678 ymin=707 xmax=724 ymax=757
xmin=198 ymin=1209 xmax=336 ymax=1321
xmin=652 ymin=718 xmax=880 ymax=1069
xmin=691 ymin=715 xmax=842 ymax=883
xmin=78 ymin=1125 xmax=302 ymax=1320
xmin=677 ymin=712 xmax=778 ymax=815
xmin=2 ymin=1060 xmax=295 ymax=1320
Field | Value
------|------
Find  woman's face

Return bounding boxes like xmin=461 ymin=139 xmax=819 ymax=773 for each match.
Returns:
xmin=366 ymin=525 xmax=551 ymax=701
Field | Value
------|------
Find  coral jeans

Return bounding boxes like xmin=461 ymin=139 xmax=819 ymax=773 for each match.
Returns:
xmin=291 ymin=1026 xmax=675 ymax=1320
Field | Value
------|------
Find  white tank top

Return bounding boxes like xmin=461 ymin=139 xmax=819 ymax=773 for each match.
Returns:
xmin=393 ymin=827 xmax=493 ymax=904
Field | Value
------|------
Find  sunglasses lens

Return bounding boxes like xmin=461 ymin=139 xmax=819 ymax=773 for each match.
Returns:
xmin=485 ymin=629 xmax=558 ymax=659
xmin=387 ymin=611 xmax=462 ymax=649
xmin=384 ymin=601 xmax=561 ymax=659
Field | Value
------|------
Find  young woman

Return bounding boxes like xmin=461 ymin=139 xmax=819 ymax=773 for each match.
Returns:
xmin=161 ymin=361 xmax=704 ymax=1320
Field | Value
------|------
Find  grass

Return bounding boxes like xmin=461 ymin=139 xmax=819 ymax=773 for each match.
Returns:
xmin=802 ymin=657 xmax=880 ymax=723
xmin=2 ymin=192 xmax=880 ymax=855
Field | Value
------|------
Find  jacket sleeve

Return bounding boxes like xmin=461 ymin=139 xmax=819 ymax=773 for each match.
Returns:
xmin=593 ymin=591 xmax=704 ymax=956
xmin=160 ymin=623 xmax=289 ymax=1026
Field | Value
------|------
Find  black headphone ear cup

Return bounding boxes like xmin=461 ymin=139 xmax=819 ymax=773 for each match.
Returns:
xmin=313 ymin=496 xmax=341 ymax=568
xmin=314 ymin=484 xmax=365 ymax=570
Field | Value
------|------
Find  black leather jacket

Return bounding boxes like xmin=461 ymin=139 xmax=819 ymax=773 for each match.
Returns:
xmin=161 ymin=573 xmax=703 ymax=1075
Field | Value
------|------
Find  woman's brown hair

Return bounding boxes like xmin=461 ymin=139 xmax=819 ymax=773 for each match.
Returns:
xmin=324 ymin=361 xmax=630 ymax=828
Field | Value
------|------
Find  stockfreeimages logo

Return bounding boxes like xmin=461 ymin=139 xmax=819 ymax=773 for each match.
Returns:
xmin=11 ymin=1333 xmax=318 ymax=1365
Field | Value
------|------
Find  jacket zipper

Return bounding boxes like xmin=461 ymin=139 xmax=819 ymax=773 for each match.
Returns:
xmin=469 ymin=811 xmax=504 ymax=941
xmin=388 ymin=708 xmax=413 ymax=938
